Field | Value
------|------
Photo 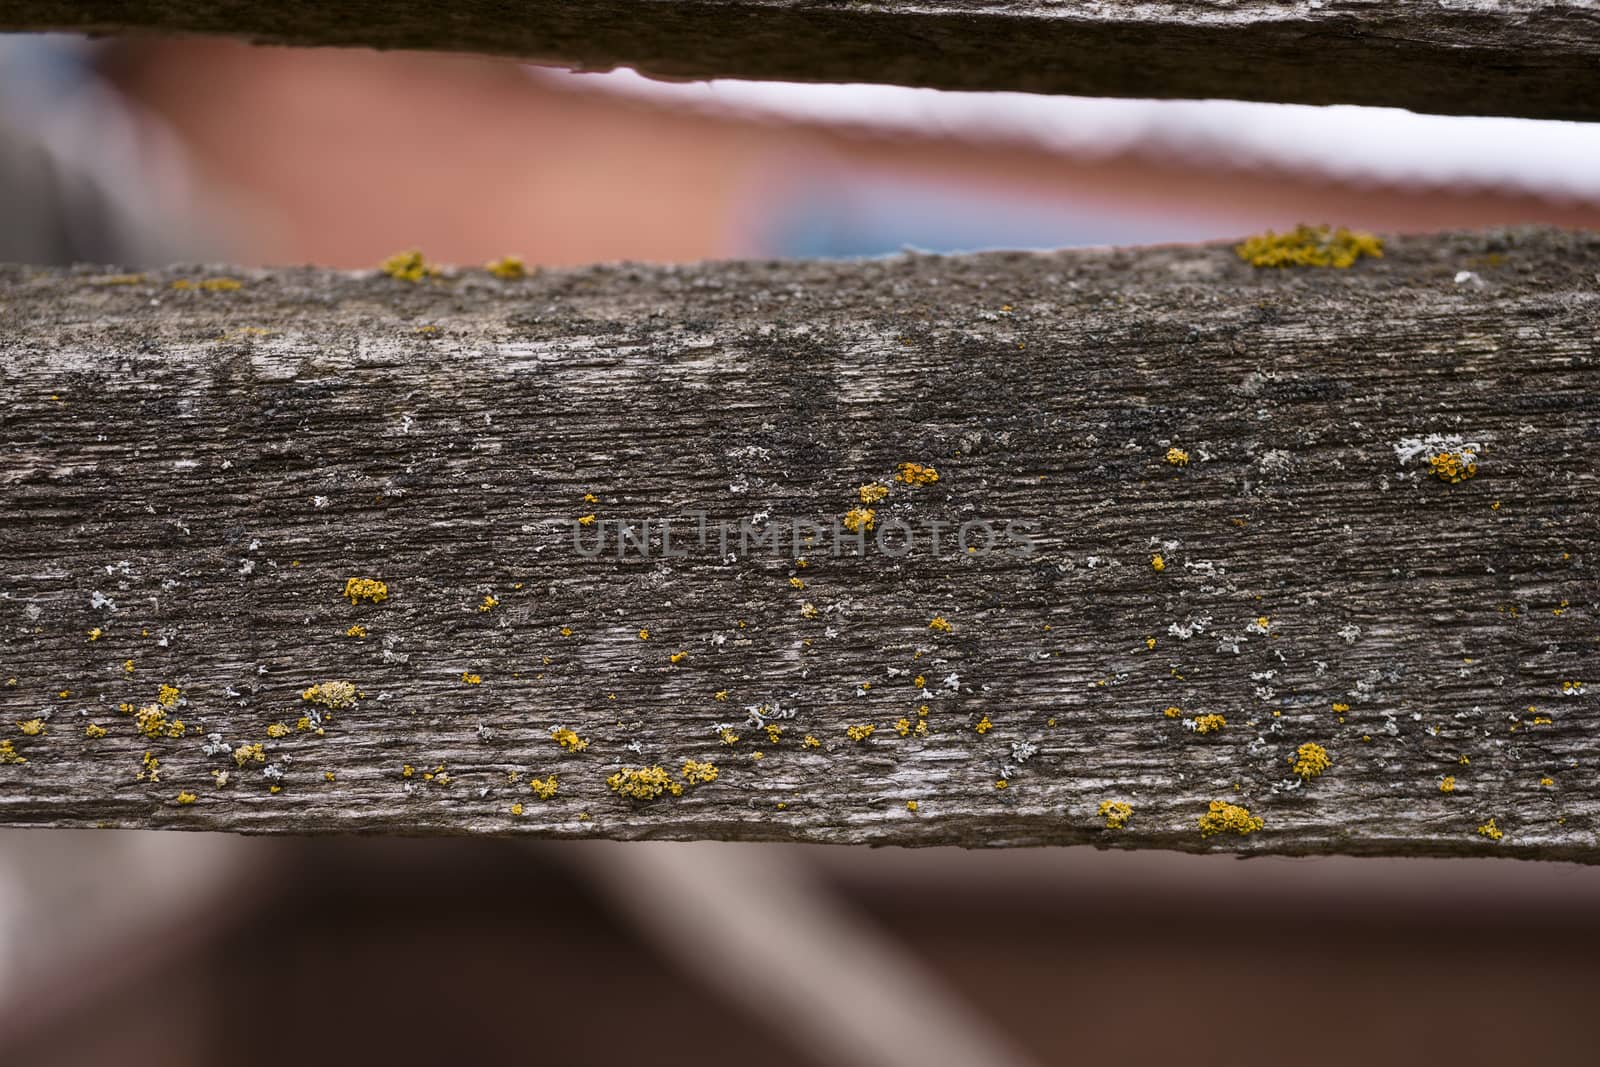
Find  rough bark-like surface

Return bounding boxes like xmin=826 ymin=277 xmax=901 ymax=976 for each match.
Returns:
xmin=1 ymin=227 xmax=1597 ymax=860
xmin=4 ymin=0 xmax=1600 ymax=120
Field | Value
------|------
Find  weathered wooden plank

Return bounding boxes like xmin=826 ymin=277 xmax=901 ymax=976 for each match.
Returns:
xmin=4 ymin=0 xmax=1600 ymax=121
xmin=0 ymin=227 xmax=1597 ymax=859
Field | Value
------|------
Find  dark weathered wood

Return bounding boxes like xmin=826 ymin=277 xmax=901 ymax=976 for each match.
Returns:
xmin=0 ymin=227 xmax=1597 ymax=859
xmin=4 ymin=0 xmax=1600 ymax=121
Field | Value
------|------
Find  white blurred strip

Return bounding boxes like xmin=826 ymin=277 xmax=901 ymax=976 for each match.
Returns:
xmin=528 ymin=66 xmax=1600 ymax=204
xmin=570 ymin=840 xmax=1044 ymax=1067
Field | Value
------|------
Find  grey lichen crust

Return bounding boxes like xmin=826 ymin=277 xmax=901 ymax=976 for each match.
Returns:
xmin=2 ymin=0 xmax=1600 ymax=120
xmin=0 ymin=226 xmax=1596 ymax=859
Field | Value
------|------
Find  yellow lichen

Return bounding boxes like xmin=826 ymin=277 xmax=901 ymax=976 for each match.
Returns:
xmin=1477 ymin=818 xmax=1504 ymax=842
xmin=637 ymin=628 xmax=649 ymax=640
xmin=670 ymin=650 xmax=689 ymax=664
xmin=346 ymin=624 xmax=368 ymax=638
xmin=479 ymin=594 xmax=499 ymax=613
xmin=88 ymin=627 xmax=103 ymax=641
xmin=719 ymin=728 xmax=740 ymax=746
xmin=511 ymin=802 xmax=525 ymax=816
xmin=138 ymin=751 xmax=161 ymax=783
xmin=402 ymin=764 xmax=415 ymax=778
xmin=1163 ymin=705 xmax=1181 ymax=719
xmin=1540 ymin=776 xmax=1555 ymax=787
xmin=1198 ymin=800 xmax=1263 ymax=838
xmin=764 ymin=724 xmax=782 ymax=744
xmin=551 ymin=727 xmax=589 ymax=752
xmin=380 ymin=249 xmax=439 ymax=282
xmin=1098 ymin=800 xmax=1133 ymax=830
xmin=16 ymin=719 xmax=44 ymax=736
xmin=895 ymin=718 xmax=912 ymax=737
xmin=485 ymin=255 xmax=527 ymax=279
xmin=1234 ymin=225 xmax=1383 ymax=269
xmin=1193 ymin=713 xmax=1226 ymax=735
xmin=928 ymin=616 xmax=953 ymax=633
xmin=233 ymin=743 xmax=266 ymax=768
xmin=135 ymin=703 xmax=185 ymax=739
xmin=1291 ymin=742 xmax=1331 ymax=779
xmin=302 ymin=681 xmax=358 ymax=709
xmin=84 ymin=723 xmax=107 ymax=739
xmin=994 ymin=779 xmax=1008 ymax=790
xmin=343 ymin=577 xmax=389 ymax=604
xmin=906 ymin=800 xmax=919 ymax=812
xmin=123 ymin=659 xmax=135 ymax=673
xmin=1439 ymin=776 xmax=1457 ymax=793
xmin=1151 ymin=554 xmax=1166 ymax=572
xmin=529 ymin=774 xmax=559 ymax=799
xmin=974 ymin=715 xmax=992 ymax=735
xmin=461 ymin=672 xmax=482 ymax=685
xmin=843 ymin=507 xmax=876 ymax=533
xmin=266 ymin=722 xmax=291 ymax=739
xmin=607 ymin=765 xmax=682 ymax=800
xmin=1427 ymin=450 xmax=1479 ymax=484
xmin=895 ymin=462 xmax=939 ymax=487
xmin=845 ymin=723 xmax=875 ymax=742
xmin=858 ymin=483 xmax=890 ymax=505
xmin=682 ymin=759 xmax=719 ymax=785
xmin=788 ymin=577 xmax=804 ymax=590
xmin=0 ymin=740 xmax=26 ymax=764
xmin=1165 ymin=447 xmax=1190 ymax=467
xmin=802 ymin=734 xmax=821 ymax=749
xmin=157 ymin=684 xmax=180 ymax=708
xmin=176 ymin=791 xmax=198 ymax=805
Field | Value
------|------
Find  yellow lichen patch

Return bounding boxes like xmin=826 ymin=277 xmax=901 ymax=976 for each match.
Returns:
xmin=485 ymin=255 xmax=526 ymax=279
xmin=1165 ymin=447 xmax=1190 ymax=467
xmin=906 ymin=800 xmax=919 ymax=812
xmin=551 ymin=727 xmax=589 ymax=752
xmin=578 ymin=514 xmax=596 ymax=526
xmin=123 ymin=659 xmax=135 ymax=674
xmin=266 ymin=722 xmax=291 ymax=739
xmin=1540 ymin=776 xmax=1555 ymax=787
xmin=974 ymin=715 xmax=993 ymax=735
xmin=88 ymin=627 xmax=103 ymax=641
xmin=1234 ymin=225 xmax=1383 ymax=269
xmin=1198 ymin=800 xmax=1264 ymax=838
xmin=845 ymin=723 xmax=876 ymax=743
xmin=1428 ymin=450 xmax=1479 ymax=484
xmin=800 ymin=602 xmax=819 ymax=619
xmin=895 ymin=718 xmax=912 ymax=737
xmin=233 ymin=743 xmax=266 ymax=768
xmin=402 ymin=764 xmax=415 ymax=778
xmin=994 ymin=779 xmax=1008 ymax=790
xmin=637 ymin=628 xmax=649 ymax=640
xmin=478 ymin=594 xmax=499 ymax=613
xmin=1332 ymin=703 xmax=1350 ymax=713
xmin=0 ymin=740 xmax=26 ymax=764
xmin=380 ymin=249 xmax=439 ymax=282
xmin=1098 ymin=800 xmax=1133 ymax=830
xmin=895 ymin=462 xmax=939 ymax=487
xmin=324 ymin=771 xmax=336 ymax=782
xmin=302 ymin=681 xmax=359 ymax=709
xmin=135 ymin=703 xmax=184 ymax=739
xmin=858 ymin=483 xmax=890 ymax=505
xmin=343 ymin=577 xmax=388 ymax=604
xmin=16 ymin=719 xmax=44 ymax=736
xmin=1439 ymin=776 xmax=1457 ymax=793
xmin=1192 ymin=714 xmax=1226 ymax=735
xmin=719 ymin=728 xmax=740 ymax=746
xmin=843 ymin=507 xmax=875 ymax=533
xmin=176 ymin=791 xmax=198 ymax=805
xmin=511 ymin=802 xmax=525 ymax=816
xmin=1163 ymin=705 xmax=1182 ymax=719
xmin=670 ymin=651 xmax=689 ymax=665
xmin=1291 ymin=742 xmax=1332 ymax=779
xmin=928 ymin=616 xmax=953 ymax=634
xmin=764 ymin=724 xmax=783 ymax=744
xmin=682 ymin=760 xmax=719 ymax=785
xmin=461 ymin=672 xmax=482 ymax=686
xmin=607 ymin=765 xmax=681 ymax=800
xmin=529 ymin=774 xmax=559 ymax=799
xmin=788 ymin=577 xmax=804 ymax=590
xmin=84 ymin=723 xmax=107 ymax=739
xmin=1477 ymin=818 xmax=1504 ymax=842
xmin=1151 ymin=554 xmax=1166 ymax=572
xmin=138 ymin=751 xmax=161 ymax=783
xmin=346 ymin=624 xmax=368 ymax=639
xmin=157 ymin=684 xmax=180 ymax=708
xmin=802 ymin=734 xmax=821 ymax=749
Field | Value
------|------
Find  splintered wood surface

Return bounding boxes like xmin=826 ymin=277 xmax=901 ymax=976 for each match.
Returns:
xmin=3 ymin=0 xmax=1600 ymax=120
xmin=0 ymin=227 xmax=1596 ymax=857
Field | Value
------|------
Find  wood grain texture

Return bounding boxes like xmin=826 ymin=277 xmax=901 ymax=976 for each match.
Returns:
xmin=4 ymin=0 xmax=1600 ymax=120
xmin=0 ymin=227 xmax=1597 ymax=860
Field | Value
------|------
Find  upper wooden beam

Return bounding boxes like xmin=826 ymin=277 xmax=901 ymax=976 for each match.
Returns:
xmin=1 ymin=227 xmax=1597 ymax=859
xmin=3 ymin=0 xmax=1600 ymax=120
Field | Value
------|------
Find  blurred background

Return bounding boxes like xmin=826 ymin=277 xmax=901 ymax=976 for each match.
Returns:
xmin=4 ymin=31 xmax=1600 ymax=1067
